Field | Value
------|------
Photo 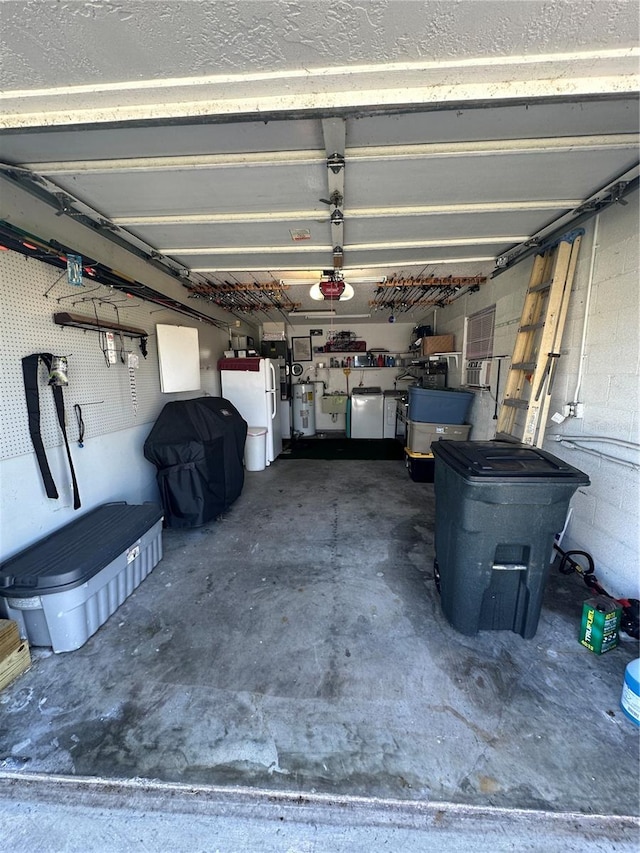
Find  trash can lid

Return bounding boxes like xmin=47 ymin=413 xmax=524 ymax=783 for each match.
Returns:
xmin=247 ymin=426 xmax=268 ymax=436
xmin=430 ymin=440 xmax=590 ymax=484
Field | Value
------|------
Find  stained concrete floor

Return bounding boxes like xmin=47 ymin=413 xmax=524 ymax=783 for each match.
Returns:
xmin=1 ymin=456 xmax=639 ymax=848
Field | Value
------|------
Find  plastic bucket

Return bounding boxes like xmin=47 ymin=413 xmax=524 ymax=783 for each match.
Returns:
xmin=620 ymin=658 xmax=640 ymax=726
xmin=244 ymin=426 xmax=267 ymax=471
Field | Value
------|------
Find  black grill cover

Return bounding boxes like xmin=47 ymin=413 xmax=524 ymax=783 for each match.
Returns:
xmin=144 ymin=397 xmax=247 ymax=528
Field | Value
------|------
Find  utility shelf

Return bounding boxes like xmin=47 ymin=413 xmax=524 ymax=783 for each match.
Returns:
xmin=54 ymin=311 xmax=148 ymax=339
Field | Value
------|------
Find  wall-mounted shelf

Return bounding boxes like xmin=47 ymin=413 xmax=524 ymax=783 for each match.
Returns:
xmin=54 ymin=311 xmax=148 ymax=339
xmin=409 ymin=352 xmax=462 ymax=368
xmin=315 ymin=365 xmax=399 ymax=369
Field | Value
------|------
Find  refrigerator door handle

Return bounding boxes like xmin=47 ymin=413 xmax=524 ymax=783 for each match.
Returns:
xmin=268 ymin=361 xmax=277 ymax=421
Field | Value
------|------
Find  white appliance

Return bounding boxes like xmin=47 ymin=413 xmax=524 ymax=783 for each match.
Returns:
xmin=280 ymin=396 xmax=292 ymax=441
xmin=466 ymin=358 xmax=492 ymax=388
xmin=220 ymin=357 xmax=282 ymax=464
xmin=350 ymin=387 xmax=384 ymax=439
xmin=292 ymin=382 xmax=316 ymax=436
xmin=383 ymin=390 xmax=404 ymax=438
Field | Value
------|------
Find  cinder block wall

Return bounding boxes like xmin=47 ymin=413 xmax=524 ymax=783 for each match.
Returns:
xmin=547 ymin=192 xmax=639 ymax=599
xmin=430 ymin=191 xmax=639 ymax=599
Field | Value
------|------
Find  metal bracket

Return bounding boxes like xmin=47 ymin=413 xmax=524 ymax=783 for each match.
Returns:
xmin=327 ymin=153 xmax=345 ymax=174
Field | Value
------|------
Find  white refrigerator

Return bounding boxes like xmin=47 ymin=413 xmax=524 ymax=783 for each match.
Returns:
xmin=220 ymin=358 xmax=283 ymax=464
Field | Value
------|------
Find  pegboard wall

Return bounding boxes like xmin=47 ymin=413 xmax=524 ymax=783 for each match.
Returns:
xmin=0 ymin=250 xmax=225 ymax=461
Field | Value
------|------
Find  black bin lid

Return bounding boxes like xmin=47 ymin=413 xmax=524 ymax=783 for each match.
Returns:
xmin=431 ymin=440 xmax=590 ymax=484
xmin=0 ymin=502 xmax=163 ymax=596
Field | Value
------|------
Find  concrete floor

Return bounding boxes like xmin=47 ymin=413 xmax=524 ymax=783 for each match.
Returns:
xmin=1 ymin=457 xmax=639 ymax=848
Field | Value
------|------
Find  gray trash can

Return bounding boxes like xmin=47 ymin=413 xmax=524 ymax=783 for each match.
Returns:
xmin=431 ymin=440 xmax=590 ymax=639
xmin=244 ymin=426 xmax=267 ymax=471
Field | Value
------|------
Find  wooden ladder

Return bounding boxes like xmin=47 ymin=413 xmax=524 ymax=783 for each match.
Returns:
xmin=496 ymin=230 xmax=583 ymax=447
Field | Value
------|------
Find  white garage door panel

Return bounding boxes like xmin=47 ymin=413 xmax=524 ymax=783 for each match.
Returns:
xmin=347 ymin=150 xmax=639 ymax=207
xmin=126 ymin=221 xmax=332 ymax=250
xmin=349 ymin=100 xmax=640 ymax=147
xmin=344 ymin=209 xmax=572 ymax=244
xmin=171 ymin=249 xmax=332 ymax=269
xmin=48 ymin=164 xmax=328 ymax=216
xmin=347 ymin=245 xmax=504 ymax=266
xmin=0 ymin=119 xmax=323 ymax=165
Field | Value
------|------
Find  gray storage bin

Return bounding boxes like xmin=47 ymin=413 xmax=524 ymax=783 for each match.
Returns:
xmin=407 ymin=420 xmax=471 ymax=455
xmin=0 ymin=502 xmax=163 ymax=653
xmin=431 ymin=441 xmax=589 ymax=639
xmin=408 ymin=386 xmax=473 ymax=424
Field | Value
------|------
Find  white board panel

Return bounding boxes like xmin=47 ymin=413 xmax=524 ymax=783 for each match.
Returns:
xmin=156 ymin=324 xmax=200 ymax=392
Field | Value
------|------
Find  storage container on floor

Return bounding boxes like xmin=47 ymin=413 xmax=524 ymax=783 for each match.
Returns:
xmin=0 ymin=502 xmax=163 ymax=653
xmin=431 ymin=440 xmax=589 ymax=639
xmin=245 ymin=426 xmax=267 ymax=471
xmin=405 ymin=448 xmax=435 ymax=482
xmin=408 ymin=386 xmax=473 ymax=424
xmin=406 ymin=420 xmax=471 ymax=455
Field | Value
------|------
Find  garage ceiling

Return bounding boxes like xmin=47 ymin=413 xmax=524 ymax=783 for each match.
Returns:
xmin=0 ymin=1 xmax=638 ymax=326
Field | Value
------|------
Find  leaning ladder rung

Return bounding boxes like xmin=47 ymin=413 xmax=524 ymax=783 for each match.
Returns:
xmin=529 ymin=278 xmax=553 ymax=293
xmin=519 ymin=322 xmax=544 ymax=332
xmin=502 ymin=398 xmax=529 ymax=409
xmin=496 ymin=234 xmax=582 ymax=447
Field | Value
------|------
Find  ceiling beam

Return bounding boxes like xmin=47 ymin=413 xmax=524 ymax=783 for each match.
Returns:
xmin=162 ymin=245 xmax=333 ymax=256
xmin=159 ymin=236 xmax=528 ymax=255
xmin=190 ymin=257 xmax=496 ymax=273
xmin=111 ymin=200 xmax=582 ymax=227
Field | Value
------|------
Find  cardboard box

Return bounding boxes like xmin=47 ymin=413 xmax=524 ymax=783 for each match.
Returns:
xmin=421 ymin=334 xmax=455 ymax=356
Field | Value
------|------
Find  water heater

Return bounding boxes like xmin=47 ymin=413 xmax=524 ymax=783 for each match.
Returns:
xmin=292 ymin=383 xmax=316 ymax=436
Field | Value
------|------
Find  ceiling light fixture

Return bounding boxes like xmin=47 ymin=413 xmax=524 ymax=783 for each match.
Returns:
xmin=293 ymin=310 xmax=337 ymax=318
xmin=289 ymin=311 xmax=371 ymax=319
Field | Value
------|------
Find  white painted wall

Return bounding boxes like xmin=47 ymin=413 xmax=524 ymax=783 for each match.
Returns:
xmin=286 ymin=320 xmax=415 ymax=432
xmin=0 ymin=252 xmax=236 ymax=560
xmin=428 ymin=192 xmax=640 ymax=599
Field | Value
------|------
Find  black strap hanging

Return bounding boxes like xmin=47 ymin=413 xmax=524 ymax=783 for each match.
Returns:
xmin=21 ymin=353 xmax=81 ymax=510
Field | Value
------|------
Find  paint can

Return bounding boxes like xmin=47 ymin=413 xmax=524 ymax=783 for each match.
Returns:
xmin=620 ymin=658 xmax=640 ymax=726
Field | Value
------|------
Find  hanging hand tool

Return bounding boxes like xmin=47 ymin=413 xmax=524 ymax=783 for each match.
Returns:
xmin=343 ymin=367 xmax=351 ymax=396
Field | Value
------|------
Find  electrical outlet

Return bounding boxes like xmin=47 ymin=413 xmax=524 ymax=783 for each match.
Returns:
xmin=574 ymin=402 xmax=585 ymax=418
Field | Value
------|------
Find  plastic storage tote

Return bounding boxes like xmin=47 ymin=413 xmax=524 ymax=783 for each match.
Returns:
xmin=430 ymin=441 xmax=589 ymax=639
xmin=405 ymin=448 xmax=435 ymax=482
xmin=0 ymin=502 xmax=163 ymax=653
xmin=406 ymin=420 xmax=471 ymax=455
xmin=408 ymin=387 xmax=473 ymax=424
